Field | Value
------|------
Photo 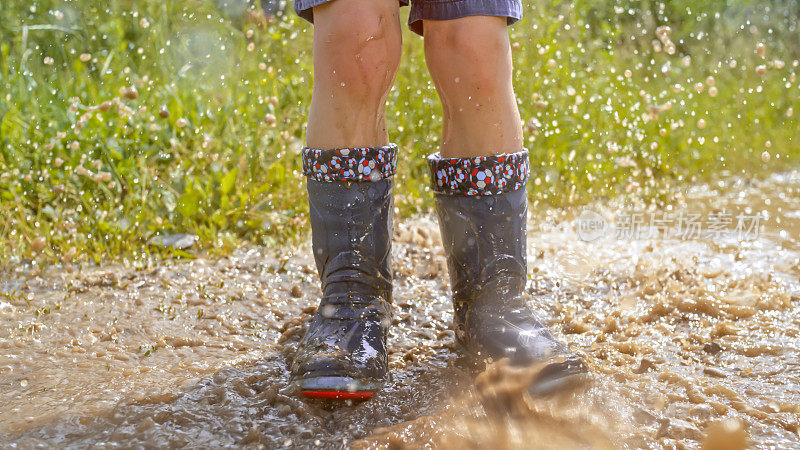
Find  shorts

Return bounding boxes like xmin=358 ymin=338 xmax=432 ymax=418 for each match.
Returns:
xmin=290 ymin=0 xmax=523 ymax=36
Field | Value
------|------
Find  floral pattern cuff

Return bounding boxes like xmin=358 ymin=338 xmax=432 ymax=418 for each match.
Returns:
xmin=427 ymin=149 xmax=530 ymax=196
xmin=302 ymin=144 xmax=397 ymax=182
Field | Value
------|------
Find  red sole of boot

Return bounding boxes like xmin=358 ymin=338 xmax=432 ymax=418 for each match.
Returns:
xmin=300 ymin=390 xmax=374 ymax=400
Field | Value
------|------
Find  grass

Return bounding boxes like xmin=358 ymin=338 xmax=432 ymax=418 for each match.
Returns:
xmin=0 ymin=0 xmax=797 ymax=265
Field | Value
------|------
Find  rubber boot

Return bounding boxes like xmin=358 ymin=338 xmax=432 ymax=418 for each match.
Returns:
xmin=291 ymin=144 xmax=396 ymax=400
xmin=428 ymin=149 xmax=588 ymax=395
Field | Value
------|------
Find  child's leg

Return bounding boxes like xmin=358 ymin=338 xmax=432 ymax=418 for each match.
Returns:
xmin=306 ymin=0 xmax=402 ymax=149
xmin=288 ymin=0 xmax=402 ymax=399
xmin=422 ymin=13 xmax=589 ymax=395
xmin=423 ymin=16 xmax=523 ymax=158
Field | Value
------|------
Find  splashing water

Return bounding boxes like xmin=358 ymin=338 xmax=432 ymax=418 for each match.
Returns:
xmin=2 ymin=172 xmax=800 ymax=447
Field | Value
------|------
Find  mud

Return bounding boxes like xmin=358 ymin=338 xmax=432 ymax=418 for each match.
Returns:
xmin=2 ymin=172 xmax=800 ymax=448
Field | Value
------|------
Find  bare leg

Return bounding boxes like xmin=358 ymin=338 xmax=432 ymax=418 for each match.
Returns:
xmin=423 ymin=16 xmax=523 ymax=158
xmin=306 ymin=0 xmax=402 ymax=149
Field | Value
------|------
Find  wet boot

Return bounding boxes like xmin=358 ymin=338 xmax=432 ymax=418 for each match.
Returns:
xmin=428 ymin=149 xmax=588 ymax=395
xmin=291 ymin=144 xmax=397 ymax=400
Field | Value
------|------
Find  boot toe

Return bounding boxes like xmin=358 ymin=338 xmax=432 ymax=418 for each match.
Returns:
xmin=527 ymin=355 xmax=589 ymax=396
xmin=292 ymin=354 xmax=386 ymax=382
xmin=290 ymin=314 xmax=389 ymax=399
xmin=292 ymin=356 xmax=386 ymax=398
xmin=295 ymin=375 xmax=384 ymax=397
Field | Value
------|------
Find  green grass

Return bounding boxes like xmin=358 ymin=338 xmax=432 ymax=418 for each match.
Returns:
xmin=0 ymin=0 xmax=798 ymax=264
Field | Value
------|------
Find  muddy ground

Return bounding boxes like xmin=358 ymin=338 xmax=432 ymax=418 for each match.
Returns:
xmin=2 ymin=172 xmax=800 ymax=449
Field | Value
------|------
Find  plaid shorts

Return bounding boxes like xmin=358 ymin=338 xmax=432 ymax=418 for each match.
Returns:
xmin=291 ymin=0 xmax=522 ymax=36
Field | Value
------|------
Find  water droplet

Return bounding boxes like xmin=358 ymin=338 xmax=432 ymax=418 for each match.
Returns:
xmin=756 ymin=42 xmax=766 ymax=58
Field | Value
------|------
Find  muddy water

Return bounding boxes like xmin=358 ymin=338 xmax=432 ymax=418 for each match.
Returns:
xmin=2 ymin=172 xmax=799 ymax=448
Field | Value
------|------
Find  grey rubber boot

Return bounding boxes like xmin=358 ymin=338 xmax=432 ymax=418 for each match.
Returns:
xmin=291 ymin=145 xmax=396 ymax=400
xmin=429 ymin=149 xmax=588 ymax=395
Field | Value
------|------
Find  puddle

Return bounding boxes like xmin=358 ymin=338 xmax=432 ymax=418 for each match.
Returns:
xmin=2 ymin=172 xmax=799 ymax=448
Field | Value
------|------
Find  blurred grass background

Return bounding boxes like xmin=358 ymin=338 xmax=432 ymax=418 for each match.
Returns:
xmin=0 ymin=0 xmax=797 ymax=264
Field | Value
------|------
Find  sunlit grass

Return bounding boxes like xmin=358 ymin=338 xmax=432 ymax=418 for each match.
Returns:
xmin=0 ymin=0 xmax=797 ymax=264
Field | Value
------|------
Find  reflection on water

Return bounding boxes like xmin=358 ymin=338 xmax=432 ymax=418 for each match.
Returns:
xmin=2 ymin=172 xmax=799 ymax=448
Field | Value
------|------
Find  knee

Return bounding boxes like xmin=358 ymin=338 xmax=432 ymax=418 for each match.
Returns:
xmin=315 ymin=7 xmax=401 ymax=100
xmin=425 ymin=19 xmax=510 ymax=95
